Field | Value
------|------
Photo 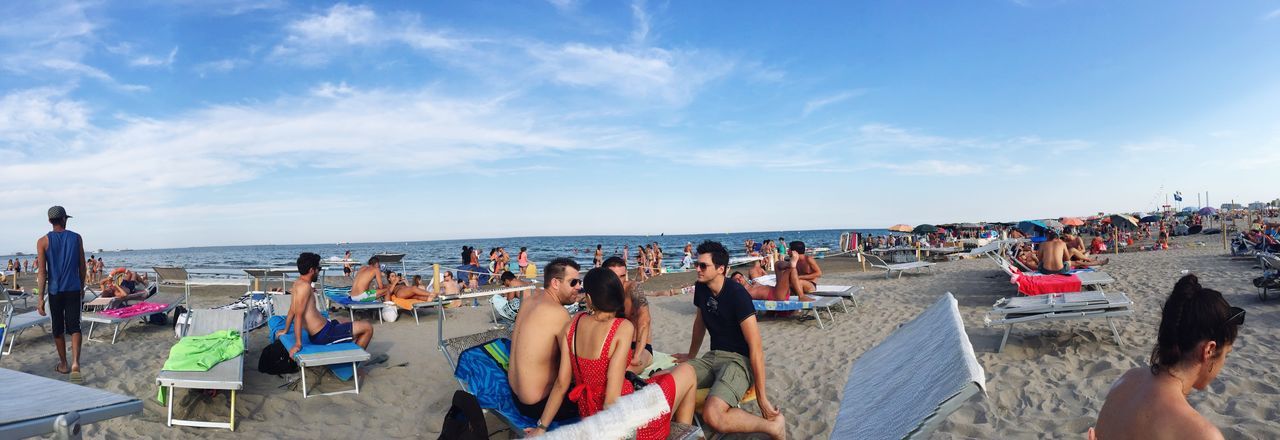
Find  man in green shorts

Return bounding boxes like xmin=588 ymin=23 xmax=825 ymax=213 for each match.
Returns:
xmin=349 ymin=256 xmax=389 ymax=300
xmin=673 ymin=240 xmax=786 ymax=439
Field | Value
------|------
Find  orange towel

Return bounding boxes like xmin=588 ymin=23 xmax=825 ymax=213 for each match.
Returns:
xmin=390 ymin=296 xmax=419 ymax=310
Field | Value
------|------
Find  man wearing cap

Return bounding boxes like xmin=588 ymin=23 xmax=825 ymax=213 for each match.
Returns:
xmin=35 ymin=206 xmax=88 ymax=383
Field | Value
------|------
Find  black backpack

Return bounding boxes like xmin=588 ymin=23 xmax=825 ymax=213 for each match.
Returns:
xmin=438 ymin=390 xmax=487 ymax=440
xmin=258 ymin=340 xmax=300 ymax=375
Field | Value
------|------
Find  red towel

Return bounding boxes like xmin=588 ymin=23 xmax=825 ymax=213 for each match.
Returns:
xmin=99 ymin=301 xmax=169 ymax=319
xmin=1011 ymin=273 xmax=1082 ymax=296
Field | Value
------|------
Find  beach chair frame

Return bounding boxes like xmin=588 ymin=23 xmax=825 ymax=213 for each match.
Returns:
xmin=860 ymin=252 xmax=936 ymax=279
xmin=155 ymin=308 xmax=246 ymax=430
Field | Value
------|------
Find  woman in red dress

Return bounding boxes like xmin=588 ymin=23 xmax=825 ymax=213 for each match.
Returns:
xmin=528 ymin=268 xmax=697 ymax=438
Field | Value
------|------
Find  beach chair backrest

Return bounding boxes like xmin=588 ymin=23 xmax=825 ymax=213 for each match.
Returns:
xmin=153 ymin=267 xmax=189 ymax=286
xmin=861 ymin=252 xmax=889 ymax=267
xmin=185 ymin=308 xmax=247 ymax=338
xmin=831 ymin=292 xmax=986 ymax=439
xmin=271 ymin=295 xmax=291 ymax=316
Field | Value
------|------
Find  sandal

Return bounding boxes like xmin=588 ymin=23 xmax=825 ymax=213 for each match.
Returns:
xmin=54 ymin=364 xmax=70 ymax=375
xmin=69 ymin=370 xmax=84 ymax=384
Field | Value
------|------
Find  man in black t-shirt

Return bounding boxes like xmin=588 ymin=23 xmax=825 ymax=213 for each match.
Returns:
xmin=673 ymin=241 xmax=785 ymax=439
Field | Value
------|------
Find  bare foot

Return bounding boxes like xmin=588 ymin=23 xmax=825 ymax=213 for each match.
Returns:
xmin=766 ymin=411 xmax=787 ymax=440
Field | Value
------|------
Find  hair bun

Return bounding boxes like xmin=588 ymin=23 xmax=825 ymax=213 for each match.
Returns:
xmin=1173 ymin=274 xmax=1201 ymax=298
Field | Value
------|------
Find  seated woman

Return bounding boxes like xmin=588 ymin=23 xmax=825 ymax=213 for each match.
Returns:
xmin=1093 ymin=274 xmax=1243 ymax=439
xmin=386 ymin=272 xmax=437 ymax=302
xmin=1090 ymin=236 xmax=1107 ymax=254
xmin=1061 ymin=233 xmax=1109 ymax=267
xmin=732 ymin=259 xmax=811 ymax=302
xmin=528 ymin=268 xmax=697 ymax=439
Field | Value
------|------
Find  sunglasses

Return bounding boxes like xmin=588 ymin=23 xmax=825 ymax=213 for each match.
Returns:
xmin=566 ymin=278 xmax=580 ymax=288
xmin=1225 ymin=307 xmax=1246 ymax=327
xmin=694 ymin=262 xmax=713 ymax=271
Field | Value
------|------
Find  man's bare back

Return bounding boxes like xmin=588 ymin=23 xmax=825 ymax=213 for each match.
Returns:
xmin=281 ymin=277 xmax=328 ymax=355
xmin=508 ymin=288 xmax=571 ymax=405
xmin=1037 ymin=239 xmax=1070 ymax=273
xmin=1094 ymin=368 xmax=1224 ymax=440
xmin=351 ymin=265 xmax=385 ymax=299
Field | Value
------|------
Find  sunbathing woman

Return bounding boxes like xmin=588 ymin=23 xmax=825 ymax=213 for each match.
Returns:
xmin=733 ymin=259 xmax=811 ymax=302
xmin=1092 ymin=274 xmax=1243 ymax=439
xmin=387 ymin=272 xmax=437 ymax=302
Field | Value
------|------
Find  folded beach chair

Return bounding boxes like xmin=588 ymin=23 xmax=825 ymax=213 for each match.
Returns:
xmin=830 ymin=293 xmax=986 ymax=439
xmin=155 ymin=308 xmax=246 ymax=430
xmin=752 ymin=296 xmax=841 ymax=329
xmin=860 ymin=253 xmax=935 ymax=279
xmin=0 ymin=367 xmax=142 ymax=439
xmin=1 ymin=292 xmax=51 ymax=357
xmin=81 ymin=292 xmax=185 ymax=344
xmin=751 ymin=274 xmax=863 ymax=312
xmin=269 ymin=295 xmax=371 ymax=398
xmin=984 ymin=291 xmax=1134 ymax=352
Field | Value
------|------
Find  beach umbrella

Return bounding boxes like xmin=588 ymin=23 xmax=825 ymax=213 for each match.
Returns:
xmin=1016 ymin=220 xmax=1048 ymax=233
xmin=888 ymin=224 xmax=913 ymax=233
xmin=913 ymin=224 xmax=939 ymax=234
xmin=1140 ymin=215 xmax=1161 ymax=223
xmin=1109 ymin=214 xmax=1139 ymax=229
xmin=1175 ymin=211 xmax=1194 ymax=218
xmin=1042 ymin=219 xmax=1065 ymax=231
xmin=1198 ymin=207 xmax=1217 ymax=215
xmin=1059 ymin=217 xmax=1085 ymax=227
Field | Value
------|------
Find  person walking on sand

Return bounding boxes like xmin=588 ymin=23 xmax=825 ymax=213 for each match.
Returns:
xmin=35 ymin=206 xmax=88 ymax=383
xmin=1092 ymin=274 xmax=1243 ymax=440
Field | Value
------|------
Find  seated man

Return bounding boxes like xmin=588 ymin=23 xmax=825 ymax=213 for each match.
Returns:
xmin=747 ymin=259 xmax=768 ymax=280
xmin=1036 ymin=231 xmax=1073 ymax=275
xmin=674 ymin=241 xmax=785 ymax=439
xmin=604 ymin=256 xmax=653 ymax=375
xmin=508 ymin=257 xmax=582 ymax=424
xmin=733 ymin=259 xmax=810 ymax=302
xmin=789 ymin=241 xmax=822 ymax=294
xmin=281 ymin=252 xmax=374 ymax=355
xmin=350 ymin=256 xmax=390 ymax=300
xmin=386 ymin=272 xmax=437 ymax=302
xmin=500 ymin=270 xmax=532 ymax=300
xmin=1061 ymin=233 xmax=1110 ymax=268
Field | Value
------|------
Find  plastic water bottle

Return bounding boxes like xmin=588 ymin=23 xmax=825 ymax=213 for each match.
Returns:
xmin=472 ymin=298 xmax=479 ymax=307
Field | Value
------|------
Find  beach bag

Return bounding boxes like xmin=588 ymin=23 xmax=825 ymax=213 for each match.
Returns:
xmin=258 ymin=340 xmax=300 ymax=375
xmin=173 ymin=306 xmax=190 ymax=337
xmin=438 ymin=390 xmax=488 ymax=440
xmin=146 ymin=312 xmax=168 ymax=325
xmin=381 ymin=303 xmax=399 ymax=323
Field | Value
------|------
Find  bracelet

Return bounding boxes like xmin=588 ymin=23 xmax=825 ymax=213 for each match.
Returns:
xmin=536 ymin=421 xmax=548 ymax=430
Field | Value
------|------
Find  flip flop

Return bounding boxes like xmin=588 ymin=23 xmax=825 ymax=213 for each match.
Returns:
xmin=364 ymin=353 xmax=390 ymax=367
xmin=69 ymin=370 xmax=83 ymax=384
xmin=53 ymin=364 xmax=70 ymax=375
xmin=796 ymin=315 xmax=816 ymax=322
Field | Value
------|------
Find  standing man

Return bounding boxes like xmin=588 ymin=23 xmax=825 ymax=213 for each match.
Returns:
xmin=36 ymin=206 xmax=87 ymax=383
xmin=342 ymin=250 xmax=354 ymax=280
xmin=674 ymin=241 xmax=785 ymax=439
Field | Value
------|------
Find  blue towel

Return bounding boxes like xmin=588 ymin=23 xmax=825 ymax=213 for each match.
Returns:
xmin=455 ymin=338 xmax=576 ymax=430
xmin=323 ymin=288 xmax=377 ymax=306
xmin=267 ymin=315 xmax=357 ymax=381
xmin=753 ymin=298 xmax=819 ymax=312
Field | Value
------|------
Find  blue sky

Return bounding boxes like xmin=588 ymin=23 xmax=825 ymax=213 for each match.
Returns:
xmin=2 ymin=0 xmax=1279 ymax=251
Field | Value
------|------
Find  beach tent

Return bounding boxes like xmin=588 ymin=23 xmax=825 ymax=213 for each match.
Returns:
xmin=888 ymin=224 xmax=913 ymax=233
xmin=1109 ymin=214 xmax=1139 ymax=229
xmin=1016 ymin=220 xmax=1048 ymax=234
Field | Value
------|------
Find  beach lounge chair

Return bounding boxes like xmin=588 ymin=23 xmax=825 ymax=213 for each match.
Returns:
xmin=751 ymin=274 xmax=863 ymax=312
xmin=81 ymin=292 xmax=185 ymax=344
xmin=860 ymin=253 xmax=935 ymax=279
xmin=0 ymin=367 xmax=143 ymax=440
xmin=5 ymin=288 xmax=32 ymax=309
xmin=269 ymin=295 xmax=372 ymax=398
xmin=830 ymin=293 xmax=986 ymax=439
xmin=984 ymin=291 xmax=1134 ymax=352
xmin=155 ymin=308 xmax=246 ymax=430
xmin=992 ymin=255 xmax=1116 ymax=294
xmin=752 ymin=296 xmax=841 ymax=329
xmin=322 ymin=287 xmax=388 ymax=323
xmin=1 ymin=291 xmax=51 ymax=357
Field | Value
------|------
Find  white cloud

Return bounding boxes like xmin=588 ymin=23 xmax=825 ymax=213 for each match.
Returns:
xmin=130 ymin=47 xmax=179 ymax=68
xmin=630 ymin=0 xmax=651 ymax=45
xmin=868 ymin=160 xmax=987 ymax=176
xmin=802 ymin=90 xmax=865 ymax=117
xmin=0 ymin=87 xmax=91 ymax=150
xmin=529 ymin=44 xmax=732 ymax=105
xmin=193 ymin=58 xmax=248 ymax=76
xmin=1120 ymin=138 xmax=1195 ymax=153
xmin=1264 ymin=8 xmax=1280 ymax=20
xmin=546 ymin=0 xmax=579 ymax=12
xmin=310 ymin=81 xmax=355 ymax=98
xmin=271 ymin=3 xmax=465 ymax=65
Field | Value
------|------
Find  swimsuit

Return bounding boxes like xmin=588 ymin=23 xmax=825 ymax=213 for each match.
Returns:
xmin=310 ymin=320 xmax=354 ymax=345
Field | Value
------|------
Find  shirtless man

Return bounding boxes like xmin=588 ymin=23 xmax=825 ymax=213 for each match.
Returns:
xmin=386 ymin=272 xmax=436 ymax=302
xmin=350 ymin=256 xmax=390 ymax=300
xmin=1092 ymin=274 xmax=1242 ymax=440
xmin=280 ymin=253 xmax=374 ymax=357
xmin=508 ymin=257 xmax=581 ymax=423
xmin=1036 ymin=231 xmax=1072 ymax=275
xmin=788 ymin=241 xmax=821 ymax=294
xmin=593 ymin=244 xmax=603 ymax=268
xmin=604 ymin=256 xmax=652 ymax=374
xmin=734 ymin=259 xmax=809 ymax=301
xmin=500 ymin=270 xmax=533 ymax=300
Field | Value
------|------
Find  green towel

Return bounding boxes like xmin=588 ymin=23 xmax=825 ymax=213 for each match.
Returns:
xmin=161 ymin=330 xmax=245 ymax=372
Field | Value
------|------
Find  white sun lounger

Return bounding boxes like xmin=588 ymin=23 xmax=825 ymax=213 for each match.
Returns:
xmin=753 ymin=296 xmax=841 ymax=329
xmin=82 ymin=293 xmax=186 ymax=344
xmin=831 ymin=292 xmax=985 ymax=439
xmin=993 ymin=255 xmax=1116 ymax=292
xmin=270 ymin=295 xmax=372 ymax=398
xmin=156 ymin=308 xmax=247 ymax=430
xmin=751 ymin=274 xmax=863 ymax=312
xmin=861 ymin=253 xmax=935 ymax=279
xmin=1 ymin=291 xmax=51 ymax=357
xmin=5 ymin=288 xmax=33 ymax=309
xmin=984 ymin=291 xmax=1134 ymax=352
xmin=0 ymin=367 xmax=143 ymax=440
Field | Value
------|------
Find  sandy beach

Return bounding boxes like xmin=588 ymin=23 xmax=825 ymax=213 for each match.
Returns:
xmin=4 ymin=234 xmax=1278 ymax=439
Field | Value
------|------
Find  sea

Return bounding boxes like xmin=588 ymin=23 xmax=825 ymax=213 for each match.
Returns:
xmin=5 ymin=229 xmax=887 ymax=277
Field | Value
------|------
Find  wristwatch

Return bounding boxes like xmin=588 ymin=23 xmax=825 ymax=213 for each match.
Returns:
xmin=536 ymin=421 xmax=549 ymax=431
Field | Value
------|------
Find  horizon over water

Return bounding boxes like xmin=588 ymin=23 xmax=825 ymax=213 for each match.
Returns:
xmin=5 ymin=228 xmax=889 ymax=276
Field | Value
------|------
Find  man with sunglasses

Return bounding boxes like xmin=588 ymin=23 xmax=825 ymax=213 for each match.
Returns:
xmin=509 ymin=257 xmax=582 ymax=424
xmin=673 ymin=241 xmax=786 ymax=439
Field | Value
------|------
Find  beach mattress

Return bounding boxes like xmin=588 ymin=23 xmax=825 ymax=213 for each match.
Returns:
xmin=753 ymin=296 xmax=840 ymax=312
xmin=267 ymin=315 xmax=359 ymax=381
xmin=454 ymin=338 xmax=576 ymax=431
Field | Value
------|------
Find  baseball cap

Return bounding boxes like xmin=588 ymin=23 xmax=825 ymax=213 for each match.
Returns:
xmin=48 ymin=206 xmax=72 ymax=220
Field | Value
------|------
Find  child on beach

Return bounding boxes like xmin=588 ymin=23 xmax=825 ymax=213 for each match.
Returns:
xmin=1092 ymin=274 xmax=1243 ymax=439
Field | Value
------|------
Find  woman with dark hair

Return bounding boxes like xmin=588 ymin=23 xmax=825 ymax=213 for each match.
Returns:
xmin=1093 ymin=274 xmax=1244 ymax=439
xmin=528 ymin=268 xmax=697 ymax=438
